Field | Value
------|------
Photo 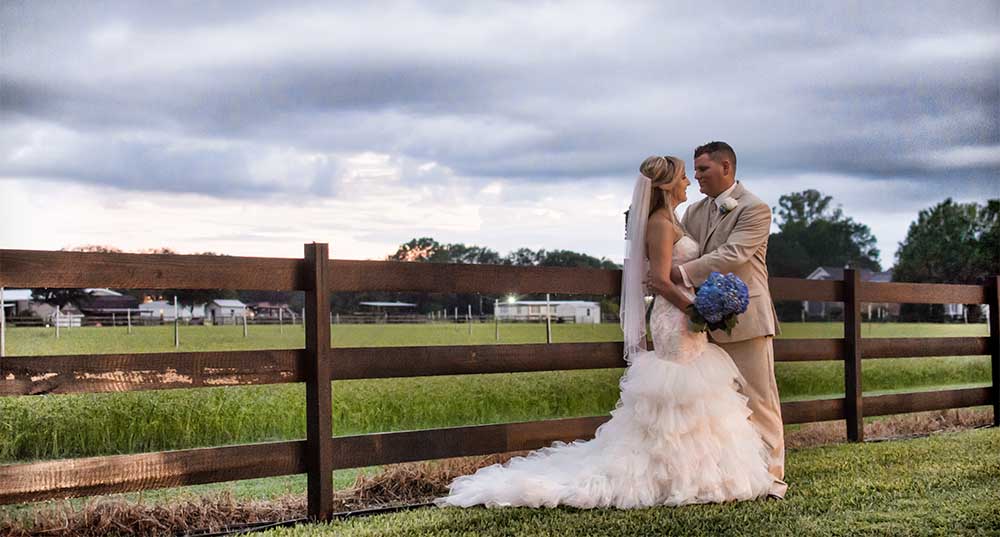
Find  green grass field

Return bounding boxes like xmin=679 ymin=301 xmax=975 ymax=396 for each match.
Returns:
xmin=0 ymin=321 xmax=992 ymax=518
xmin=258 ymin=427 xmax=1000 ymax=537
xmin=0 ymin=322 xmax=990 ymax=464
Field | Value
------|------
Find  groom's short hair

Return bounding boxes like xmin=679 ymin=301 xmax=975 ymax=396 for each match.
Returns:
xmin=694 ymin=141 xmax=737 ymax=173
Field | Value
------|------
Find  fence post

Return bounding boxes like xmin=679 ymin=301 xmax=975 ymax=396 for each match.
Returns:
xmin=1 ymin=286 xmax=5 ymax=358
xmin=546 ymin=293 xmax=552 ymax=344
xmin=844 ymin=268 xmax=863 ymax=442
xmin=989 ymin=275 xmax=1000 ymax=427
xmin=304 ymin=243 xmax=333 ymax=520
xmin=174 ymin=296 xmax=180 ymax=348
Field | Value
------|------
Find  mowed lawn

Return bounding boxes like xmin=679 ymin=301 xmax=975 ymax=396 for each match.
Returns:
xmin=258 ymin=427 xmax=1000 ymax=537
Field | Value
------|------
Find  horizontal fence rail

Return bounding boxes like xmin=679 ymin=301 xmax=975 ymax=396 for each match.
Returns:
xmin=0 ymin=350 xmax=306 ymax=395
xmin=0 ymin=246 xmax=997 ymax=519
xmin=0 ymin=441 xmax=307 ymax=505
xmin=0 ymin=249 xmax=307 ymax=291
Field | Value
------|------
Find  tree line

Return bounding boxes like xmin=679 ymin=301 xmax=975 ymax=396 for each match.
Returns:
xmin=25 ymin=192 xmax=998 ymax=321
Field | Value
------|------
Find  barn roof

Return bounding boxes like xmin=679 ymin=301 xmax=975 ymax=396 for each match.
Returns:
xmin=210 ymin=299 xmax=247 ymax=307
xmin=1 ymin=289 xmax=33 ymax=301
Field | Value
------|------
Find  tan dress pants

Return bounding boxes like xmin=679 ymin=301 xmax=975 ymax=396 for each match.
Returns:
xmin=715 ymin=335 xmax=787 ymax=496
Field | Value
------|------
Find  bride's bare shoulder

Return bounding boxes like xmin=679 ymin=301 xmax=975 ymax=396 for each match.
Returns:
xmin=647 ymin=211 xmax=681 ymax=243
xmin=648 ymin=210 xmax=684 ymax=242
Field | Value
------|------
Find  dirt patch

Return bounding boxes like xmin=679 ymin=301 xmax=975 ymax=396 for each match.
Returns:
xmin=785 ymin=407 xmax=993 ymax=448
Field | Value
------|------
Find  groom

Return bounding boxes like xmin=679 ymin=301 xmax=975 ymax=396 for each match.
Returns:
xmin=671 ymin=141 xmax=786 ymax=499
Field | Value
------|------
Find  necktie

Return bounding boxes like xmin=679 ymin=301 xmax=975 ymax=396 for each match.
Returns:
xmin=709 ymin=201 xmax=721 ymax=228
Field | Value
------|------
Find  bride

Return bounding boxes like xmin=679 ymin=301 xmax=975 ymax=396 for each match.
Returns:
xmin=434 ymin=156 xmax=773 ymax=509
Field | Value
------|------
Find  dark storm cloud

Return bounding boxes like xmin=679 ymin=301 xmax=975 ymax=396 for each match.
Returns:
xmin=1 ymin=1 xmax=998 ymax=199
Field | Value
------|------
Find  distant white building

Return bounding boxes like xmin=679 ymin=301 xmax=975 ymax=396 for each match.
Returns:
xmin=206 ymin=299 xmax=248 ymax=324
xmin=804 ymin=267 xmax=898 ymax=321
xmin=1 ymin=289 xmax=34 ymax=316
xmin=495 ymin=300 xmax=601 ymax=324
xmin=804 ymin=266 xmax=986 ymax=321
xmin=139 ymin=300 xmax=206 ymax=321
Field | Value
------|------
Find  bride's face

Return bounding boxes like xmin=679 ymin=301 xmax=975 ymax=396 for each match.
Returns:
xmin=671 ymin=166 xmax=690 ymax=204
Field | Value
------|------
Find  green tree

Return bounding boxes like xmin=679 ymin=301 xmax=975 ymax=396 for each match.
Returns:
xmin=767 ymin=189 xmax=881 ymax=278
xmin=387 ymin=237 xmax=502 ymax=264
xmin=894 ymin=198 xmax=999 ymax=284
xmin=893 ymin=198 xmax=999 ymax=322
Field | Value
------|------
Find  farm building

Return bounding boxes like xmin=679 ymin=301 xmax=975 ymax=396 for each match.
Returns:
xmin=249 ymin=301 xmax=296 ymax=320
xmin=804 ymin=267 xmax=985 ymax=321
xmin=76 ymin=289 xmax=140 ymax=317
xmin=1 ymin=289 xmax=34 ymax=316
xmin=139 ymin=300 xmax=206 ymax=321
xmin=495 ymin=300 xmax=601 ymax=324
xmin=206 ymin=299 xmax=248 ymax=324
xmin=804 ymin=267 xmax=898 ymax=321
xmin=358 ymin=301 xmax=417 ymax=314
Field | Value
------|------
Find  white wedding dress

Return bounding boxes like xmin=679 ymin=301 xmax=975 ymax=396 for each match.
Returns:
xmin=434 ymin=236 xmax=773 ymax=509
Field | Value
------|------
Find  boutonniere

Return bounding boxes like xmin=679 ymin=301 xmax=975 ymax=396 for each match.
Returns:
xmin=719 ymin=197 xmax=738 ymax=215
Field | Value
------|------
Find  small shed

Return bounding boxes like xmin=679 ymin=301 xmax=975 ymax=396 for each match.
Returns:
xmin=206 ymin=299 xmax=248 ymax=324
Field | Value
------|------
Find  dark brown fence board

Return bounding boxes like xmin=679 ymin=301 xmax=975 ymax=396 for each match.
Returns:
xmin=0 ymin=350 xmax=306 ymax=396
xmin=781 ymin=398 xmax=846 ymax=424
xmin=0 ymin=441 xmax=306 ymax=505
xmin=331 ymin=416 xmax=612 ymax=469
xmin=0 ymin=249 xmax=306 ymax=290
xmin=770 ymin=277 xmax=844 ymax=302
xmin=861 ymin=281 xmax=988 ymax=305
xmin=331 ymin=342 xmax=625 ymax=379
xmin=989 ymin=276 xmax=1000 ymax=426
xmin=861 ymin=337 xmax=990 ymax=359
xmin=863 ymin=387 xmax=992 ymax=417
xmin=328 ymin=260 xmax=621 ymax=295
xmin=304 ymin=243 xmax=334 ymax=520
xmin=844 ymin=269 xmax=864 ymax=441
xmin=773 ymin=339 xmax=844 ymax=362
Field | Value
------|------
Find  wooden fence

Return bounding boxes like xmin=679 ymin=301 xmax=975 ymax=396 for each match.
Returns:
xmin=0 ymin=244 xmax=997 ymax=519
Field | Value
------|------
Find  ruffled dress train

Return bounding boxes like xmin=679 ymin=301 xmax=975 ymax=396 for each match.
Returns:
xmin=434 ymin=237 xmax=773 ymax=509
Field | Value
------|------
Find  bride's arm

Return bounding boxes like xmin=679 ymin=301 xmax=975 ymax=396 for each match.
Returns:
xmin=647 ymin=216 xmax=694 ymax=312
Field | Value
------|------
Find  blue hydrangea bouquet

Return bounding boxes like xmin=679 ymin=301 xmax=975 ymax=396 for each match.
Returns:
xmin=685 ymin=271 xmax=750 ymax=335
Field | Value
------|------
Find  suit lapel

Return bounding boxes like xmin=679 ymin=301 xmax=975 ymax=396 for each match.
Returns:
xmin=689 ymin=198 xmax=711 ymax=245
xmin=701 ymin=182 xmax=746 ymax=255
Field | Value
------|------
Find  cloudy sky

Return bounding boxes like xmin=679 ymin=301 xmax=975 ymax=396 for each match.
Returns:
xmin=1 ymin=1 xmax=997 ymax=267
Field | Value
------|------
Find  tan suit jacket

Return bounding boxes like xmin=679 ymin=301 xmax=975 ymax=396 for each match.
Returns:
xmin=680 ymin=182 xmax=780 ymax=343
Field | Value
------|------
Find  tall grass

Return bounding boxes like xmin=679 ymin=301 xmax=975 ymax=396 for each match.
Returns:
xmin=0 ymin=322 xmax=990 ymax=463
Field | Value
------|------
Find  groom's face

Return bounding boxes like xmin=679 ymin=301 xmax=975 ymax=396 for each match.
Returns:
xmin=694 ymin=154 xmax=728 ymax=197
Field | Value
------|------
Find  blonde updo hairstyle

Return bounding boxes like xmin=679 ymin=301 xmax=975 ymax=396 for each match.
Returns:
xmin=639 ymin=155 xmax=685 ymax=237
